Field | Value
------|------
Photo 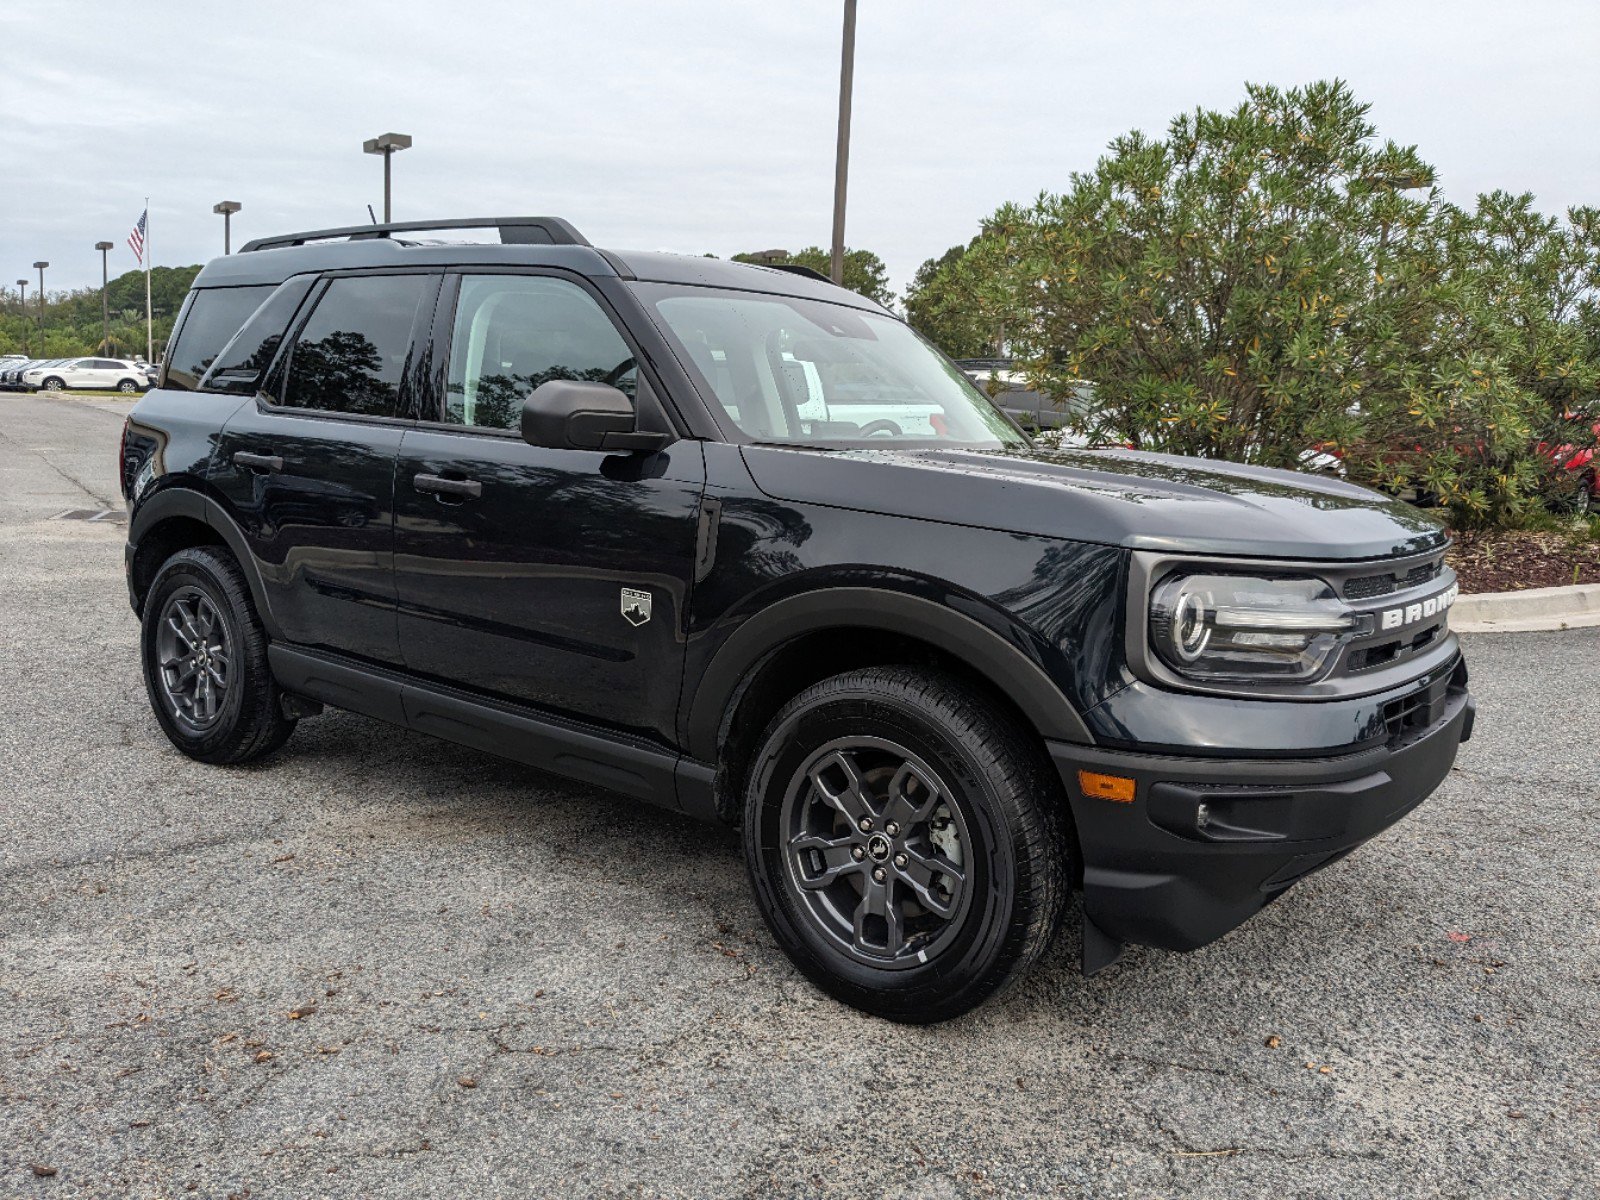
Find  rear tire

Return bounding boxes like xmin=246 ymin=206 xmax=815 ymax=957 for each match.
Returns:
xmin=117 ymin=379 xmax=139 ymax=393
xmin=140 ymin=546 xmax=295 ymax=764
xmin=743 ymin=666 xmax=1071 ymax=1023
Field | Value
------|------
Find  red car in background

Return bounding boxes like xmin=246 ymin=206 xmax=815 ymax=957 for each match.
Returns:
xmin=1540 ymin=414 xmax=1600 ymax=515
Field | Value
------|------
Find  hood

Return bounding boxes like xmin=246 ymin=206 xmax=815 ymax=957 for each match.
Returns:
xmin=740 ymin=444 xmax=1449 ymax=561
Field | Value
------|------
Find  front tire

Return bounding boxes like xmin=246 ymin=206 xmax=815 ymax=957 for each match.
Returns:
xmin=42 ymin=376 xmax=64 ymax=392
xmin=743 ymin=667 xmax=1071 ymax=1023
xmin=140 ymin=546 xmax=295 ymax=764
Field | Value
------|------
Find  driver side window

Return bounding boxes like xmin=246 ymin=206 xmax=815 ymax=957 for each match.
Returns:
xmin=444 ymin=275 xmax=636 ymax=431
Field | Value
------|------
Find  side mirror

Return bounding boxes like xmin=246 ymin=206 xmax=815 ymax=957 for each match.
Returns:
xmin=521 ymin=379 xmax=669 ymax=453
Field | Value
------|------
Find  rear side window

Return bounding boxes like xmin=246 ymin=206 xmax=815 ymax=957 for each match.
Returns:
xmin=279 ymin=274 xmax=428 ymax=417
xmin=163 ymin=286 xmax=275 ymax=391
xmin=201 ymin=276 xmax=315 ymax=394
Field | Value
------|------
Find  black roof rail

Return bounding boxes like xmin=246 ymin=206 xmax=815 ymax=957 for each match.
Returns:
xmin=238 ymin=216 xmax=591 ymax=254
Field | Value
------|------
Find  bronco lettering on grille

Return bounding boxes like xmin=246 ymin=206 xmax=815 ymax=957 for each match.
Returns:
xmin=1379 ymin=584 xmax=1459 ymax=631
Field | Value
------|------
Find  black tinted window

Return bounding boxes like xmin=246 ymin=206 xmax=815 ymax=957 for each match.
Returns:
xmin=281 ymin=275 xmax=427 ymax=417
xmin=444 ymin=275 xmax=635 ymax=430
xmin=201 ymin=277 xmax=315 ymax=394
xmin=163 ymin=286 xmax=274 ymax=391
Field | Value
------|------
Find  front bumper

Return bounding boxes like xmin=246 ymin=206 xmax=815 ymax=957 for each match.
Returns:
xmin=1050 ymin=663 xmax=1474 ymax=965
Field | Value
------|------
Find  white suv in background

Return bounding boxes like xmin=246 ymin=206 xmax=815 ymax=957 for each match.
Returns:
xmin=23 ymin=358 xmax=149 ymax=393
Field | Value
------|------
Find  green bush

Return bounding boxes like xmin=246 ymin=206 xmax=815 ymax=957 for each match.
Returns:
xmin=910 ymin=81 xmax=1599 ymax=528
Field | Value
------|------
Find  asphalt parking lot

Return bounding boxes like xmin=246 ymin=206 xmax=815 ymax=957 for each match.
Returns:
xmin=1 ymin=391 xmax=1596 ymax=1199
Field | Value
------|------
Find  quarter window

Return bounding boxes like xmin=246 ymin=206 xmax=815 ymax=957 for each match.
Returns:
xmin=202 ymin=277 xmax=316 ymax=394
xmin=163 ymin=286 xmax=275 ymax=391
xmin=280 ymin=275 xmax=427 ymax=417
xmin=443 ymin=275 xmax=635 ymax=431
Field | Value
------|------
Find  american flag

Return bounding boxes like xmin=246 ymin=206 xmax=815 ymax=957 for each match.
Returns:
xmin=127 ymin=208 xmax=147 ymax=263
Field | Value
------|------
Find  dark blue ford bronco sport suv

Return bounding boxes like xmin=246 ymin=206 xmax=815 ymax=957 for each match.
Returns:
xmin=122 ymin=216 xmax=1475 ymax=1022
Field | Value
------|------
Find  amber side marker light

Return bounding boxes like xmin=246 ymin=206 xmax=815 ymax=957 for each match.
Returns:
xmin=1078 ymin=770 xmax=1137 ymax=803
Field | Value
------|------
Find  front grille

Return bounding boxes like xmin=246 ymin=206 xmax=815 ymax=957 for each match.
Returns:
xmin=1344 ymin=559 xmax=1442 ymax=600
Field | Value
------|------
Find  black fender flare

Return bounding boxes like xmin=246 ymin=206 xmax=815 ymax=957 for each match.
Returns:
xmin=683 ymin=586 xmax=1094 ymax=760
xmin=128 ymin=486 xmax=283 ymax=640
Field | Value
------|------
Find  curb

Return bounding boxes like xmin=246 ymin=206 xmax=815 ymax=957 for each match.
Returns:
xmin=1452 ymin=582 xmax=1600 ymax=633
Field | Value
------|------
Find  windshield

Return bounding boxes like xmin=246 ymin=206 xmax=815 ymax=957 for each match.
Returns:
xmin=635 ymin=283 xmax=1026 ymax=449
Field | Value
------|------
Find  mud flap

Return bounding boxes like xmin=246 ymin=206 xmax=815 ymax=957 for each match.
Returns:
xmin=1081 ymin=912 xmax=1127 ymax=977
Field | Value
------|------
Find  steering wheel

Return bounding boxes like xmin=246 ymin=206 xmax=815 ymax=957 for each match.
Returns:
xmin=600 ymin=356 xmax=637 ymax=387
xmin=856 ymin=419 xmax=903 ymax=438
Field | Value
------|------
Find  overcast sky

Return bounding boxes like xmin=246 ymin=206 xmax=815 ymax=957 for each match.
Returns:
xmin=4 ymin=1 xmax=1597 ymax=301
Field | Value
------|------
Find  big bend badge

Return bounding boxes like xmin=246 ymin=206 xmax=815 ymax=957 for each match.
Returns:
xmin=620 ymin=587 xmax=652 ymax=627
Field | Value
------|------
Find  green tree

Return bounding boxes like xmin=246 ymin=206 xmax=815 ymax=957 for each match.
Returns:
xmin=959 ymin=80 xmax=1594 ymax=525
xmin=904 ymin=242 xmax=999 ymax=358
xmin=0 ymin=265 xmax=201 ymax=359
xmin=732 ymin=246 xmax=895 ymax=307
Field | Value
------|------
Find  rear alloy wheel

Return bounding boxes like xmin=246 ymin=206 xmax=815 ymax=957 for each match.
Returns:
xmin=118 ymin=379 xmax=139 ymax=393
xmin=744 ymin=666 xmax=1071 ymax=1023
xmin=141 ymin=546 xmax=296 ymax=764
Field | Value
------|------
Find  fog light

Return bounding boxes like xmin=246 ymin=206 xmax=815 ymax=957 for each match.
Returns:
xmin=1078 ymin=771 xmax=1136 ymax=803
xmin=1195 ymin=802 xmax=1212 ymax=830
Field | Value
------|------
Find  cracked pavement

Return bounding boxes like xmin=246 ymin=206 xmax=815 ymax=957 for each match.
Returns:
xmin=1 ymin=392 xmax=1596 ymax=1197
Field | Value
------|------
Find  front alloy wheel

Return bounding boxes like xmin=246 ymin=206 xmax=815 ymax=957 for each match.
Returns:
xmin=745 ymin=666 xmax=1071 ymax=1023
xmin=782 ymin=738 xmax=972 ymax=967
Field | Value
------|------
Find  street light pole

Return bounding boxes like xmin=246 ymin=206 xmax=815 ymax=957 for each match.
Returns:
xmin=15 ymin=280 xmax=27 ymax=354
xmin=95 ymin=242 xmax=114 ymax=353
xmin=362 ymin=133 xmax=413 ymax=222
xmin=213 ymin=201 xmax=242 ymax=254
xmin=829 ymin=0 xmax=857 ymax=286
xmin=32 ymin=261 xmax=48 ymax=329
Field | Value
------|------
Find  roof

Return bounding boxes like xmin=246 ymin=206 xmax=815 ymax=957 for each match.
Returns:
xmin=194 ymin=215 xmax=888 ymax=312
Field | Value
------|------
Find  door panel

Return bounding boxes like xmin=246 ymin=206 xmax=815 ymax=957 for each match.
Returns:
xmin=212 ymin=406 xmax=405 ymax=663
xmin=392 ymin=431 xmax=705 ymax=741
xmin=206 ymin=270 xmax=437 ymax=664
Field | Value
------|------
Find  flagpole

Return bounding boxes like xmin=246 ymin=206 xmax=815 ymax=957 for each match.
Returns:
xmin=143 ymin=197 xmax=153 ymax=363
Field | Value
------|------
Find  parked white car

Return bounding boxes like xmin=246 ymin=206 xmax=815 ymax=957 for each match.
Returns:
xmin=23 ymin=357 xmax=149 ymax=393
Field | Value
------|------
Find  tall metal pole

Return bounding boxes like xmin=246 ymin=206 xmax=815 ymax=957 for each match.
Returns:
xmin=96 ymin=242 xmax=114 ymax=353
xmin=144 ymin=198 xmax=153 ymax=363
xmin=829 ymin=0 xmax=857 ymax=286
xmin=32 ymin=261 xmax=48 ymax=329
xmin=16 ymin=281 xmax=27 ymax=354
xmin=214 ymin=202 xmax=241 ymax=254
xmin=364 ymin=134 xmax=410 ymax=223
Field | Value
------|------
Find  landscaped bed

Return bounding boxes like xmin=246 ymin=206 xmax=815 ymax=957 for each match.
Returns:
xmin=1447 ymin=526 xmax=1600 ymax=594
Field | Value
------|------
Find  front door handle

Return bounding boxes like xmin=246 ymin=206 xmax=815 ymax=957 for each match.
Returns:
xmin=233 ymin=450 xmax=284 ymax=474
xmin=413 ymin=472 xmax=482 ymax=500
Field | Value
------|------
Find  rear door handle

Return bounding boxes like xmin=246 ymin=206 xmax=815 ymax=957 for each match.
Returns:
xmin=232 ymin=451 xmax=284 ymax=474
xmin=413 ymin=472 xmax=482 ymax=500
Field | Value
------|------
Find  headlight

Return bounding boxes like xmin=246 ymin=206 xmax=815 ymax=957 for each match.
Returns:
xmin=1149 ymin=573 xmax=1373 ymax=683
